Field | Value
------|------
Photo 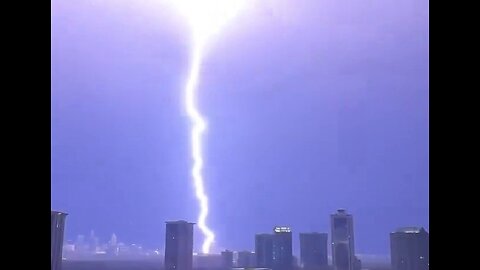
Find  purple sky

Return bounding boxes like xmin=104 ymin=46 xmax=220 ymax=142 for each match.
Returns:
xmin=51 ymin=0 xmax=429 ymax=255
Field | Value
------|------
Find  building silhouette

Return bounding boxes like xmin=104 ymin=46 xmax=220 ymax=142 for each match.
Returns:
xmin=331 ymin=209 xmax=355 ymax=270
xmin=221 ymin=250 xmax=234 ymax=269
xmin=255 ymin=233 xmax=274 ymax=268
xmin=390 ymin=227 xmax=429 ymax=270
xmin=272 ymin=226 xmax=293 ymax=270
xmin=236 ymin=251 xmax=256 ymax=267
xmin=299 ymin=232 xmax=328 ymax=269
xmin=51 ymin=211 xmax=68 ymax=270
xmin=164 ymin=220 xmax=195 ymax=270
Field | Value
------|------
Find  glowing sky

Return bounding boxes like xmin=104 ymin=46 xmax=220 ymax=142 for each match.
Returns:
xmin=51 ymin=0 xmax=429 ymax=254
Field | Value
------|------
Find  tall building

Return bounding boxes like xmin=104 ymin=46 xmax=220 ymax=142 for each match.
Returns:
xmin=390 ymin=227 xmax=429 ymax=270
xmin=164 ymin=220 xmax=195 ymax=270
xmin=299 ymin=232 xmax=328 ymax=269
xmin=272 ymin=226 xmax=293 ymax=270
xmin=88 ymin=230 xmax=99 ymax=253
xmin=331 ymin=209 xmax=355 ymax=270
xmin=221 ymin=250 xmax=234 ymax=269
xmin=255 ymin=233 xmax=274 ymax=268
xmin=51 ymin=211 xmax=68 ymax=270
xmin=74 ymin=234 xmax=88 ymax=253
xmin=109 ymin=233 xmax=117 ymax=246
xmin=236 ymin=251 xmax=256 ymax=268
xmin=107 ymin=233 xmax=119 ymax=256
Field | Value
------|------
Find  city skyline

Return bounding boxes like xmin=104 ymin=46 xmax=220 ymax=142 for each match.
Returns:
xmin=57 ymin=212 xmax=427 ymax=270
xmin=60 ymin=209 xmax=426 ymax=258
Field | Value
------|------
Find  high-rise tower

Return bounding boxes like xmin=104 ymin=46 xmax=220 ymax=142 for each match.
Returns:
xmin=51 ymin=211 xmax=68 ymax=270
xmin=272 ymin=226 xmax=293 ymax=270
xmin=256 ymin=233 xmax=274 ymax=268
xmin=164 ymin=220 xmax=195 ymax=270
xmin=390 ymin=227 xmax=429 ymax=270
xmin=331 ymin=209 xmax=355 ymax=270
xmin=300 ymin=232 xmax=328 ymax=269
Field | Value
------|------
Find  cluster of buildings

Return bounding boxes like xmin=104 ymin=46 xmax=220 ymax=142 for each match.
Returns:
xmin=164 ymin=209 xmax=429 ymax=270
xmin=165 ymin=209 xmax=361 ymax=270
xmin=52 ymin=209 xmax=429 ymax=270
xmin=61 ymin=230 xmax=162 ymax=260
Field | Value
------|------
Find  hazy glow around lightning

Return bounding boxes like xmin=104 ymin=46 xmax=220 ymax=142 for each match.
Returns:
xmin=173 ymin=0 xmax=246 ymax=46
xmin=169 ymin=0 xmax=247 ymax=254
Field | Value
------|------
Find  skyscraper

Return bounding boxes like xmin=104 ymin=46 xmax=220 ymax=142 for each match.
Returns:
xmin=255 ymin=233 xmax=274 ymax=268
xmin=331 ymin=209 xmax=355 ymax=270
xmin=164 ymin=220 xmax=195 ymax=270
xmin=88 ymin=230 xmax=99 ymax=253
xmin=236 ymin=251 xmax=256 ymax=268
xmin=107 ymin=233 xmax=119 ymax=256
xmin=221 ymin=250 xmax=234 ymax=269
xmin=51 ymin=211 xmax=68 ymax=270
xmin=390 ymin=227 xmax=429 ymax=270
xmin=272 ymin=226 xmax=293 ymax=270
xmin=299 ymin=232 xmax=328 ymax=269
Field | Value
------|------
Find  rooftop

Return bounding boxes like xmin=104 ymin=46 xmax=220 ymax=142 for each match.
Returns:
xmin=393 ymin=227 xmax=427 ymax=234
xmin=165 ymin=220 xmax=196 ymax=225
xmin=51 ymin=210 xmax=68 ymax=215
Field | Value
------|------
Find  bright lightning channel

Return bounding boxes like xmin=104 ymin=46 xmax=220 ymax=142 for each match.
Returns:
xmin=185 ymin=40 xmax=213 ymax=254
xmin=172 ymin=0 xmax=247 ymax=254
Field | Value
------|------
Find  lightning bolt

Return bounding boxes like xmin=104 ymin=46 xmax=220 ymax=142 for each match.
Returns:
xmin=184 ymin=39 xmax=214 ymax=254
xmin=172 ymin=0 xmax=247 ymax=254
